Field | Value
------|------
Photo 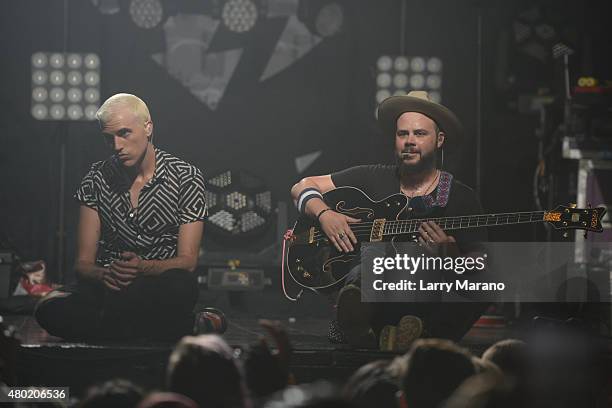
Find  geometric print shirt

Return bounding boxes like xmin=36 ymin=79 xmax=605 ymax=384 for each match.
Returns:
xmin=74 ymin=148 xmax=208 ymax=266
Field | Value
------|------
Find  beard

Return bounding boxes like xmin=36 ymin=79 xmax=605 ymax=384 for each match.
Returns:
xmin=396 ymin=147 xmax=437 ymax=178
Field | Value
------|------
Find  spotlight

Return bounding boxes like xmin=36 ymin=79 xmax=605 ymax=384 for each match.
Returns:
xmin=66 ymin=54 xmax=83 ymax=69
xmin=297 ymin=0 xmax=345 ymax=38
xmin=512 ymin=5 xmax=560 ymax=62
xmin=30 ymin=51 xmax=101 ymax=121
xmin=375 ymin=55 xmax=444 ymax=111
xmin=129 ymin=0 xmax=164 ymax=29
xmin=313 ymin=2 xmax=343 ymax=37
xmin=377 ymin=55 xmax=392 ymax=71
xmin=220 ymin=0 xmax=261 ymax=33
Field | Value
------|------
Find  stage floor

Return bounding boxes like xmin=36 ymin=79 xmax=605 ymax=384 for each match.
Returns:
xmin=2 ymin=312 xmax=511 ymax=398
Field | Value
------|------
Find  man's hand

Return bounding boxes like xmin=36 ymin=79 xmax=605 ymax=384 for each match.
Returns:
xmin=319 ymin=210 xmax=359 ymax=253
xmin=418 ymin=221 xmax=458 ymax=256
xmin=107 ymin=251 xmax=143 ymax=289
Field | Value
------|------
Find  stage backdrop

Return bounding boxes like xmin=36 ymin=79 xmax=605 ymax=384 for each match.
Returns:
xmin=2 ymin=0 xmax=594 ymax=280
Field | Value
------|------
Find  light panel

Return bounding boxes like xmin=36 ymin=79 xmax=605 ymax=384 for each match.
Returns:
xmin=30 ymin=51 xmax=100 ymax=121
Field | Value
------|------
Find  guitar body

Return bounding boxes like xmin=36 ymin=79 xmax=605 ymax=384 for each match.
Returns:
xmin=286 ymin=187 xmax=411 ymax=290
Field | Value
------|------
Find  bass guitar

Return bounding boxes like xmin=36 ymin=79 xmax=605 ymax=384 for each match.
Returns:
xmin=285 ymin=186 xmax=606 ymax=291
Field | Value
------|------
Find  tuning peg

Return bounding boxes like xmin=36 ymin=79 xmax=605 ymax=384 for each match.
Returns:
xmin=569 ymin=203 xmax=577 ymax=208
xmin=563 ymin=232 xmax=568 ymax=238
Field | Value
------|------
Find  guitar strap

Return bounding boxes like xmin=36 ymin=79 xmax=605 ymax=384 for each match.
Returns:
xmin=406 ymin=171 xmax=453 ymax=218
xmin=421 ymin=171 xmax=453 ymax=209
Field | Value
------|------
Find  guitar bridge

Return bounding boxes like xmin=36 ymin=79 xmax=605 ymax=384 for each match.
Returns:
xmin=370 ymin=219 xmax=386 ymax=242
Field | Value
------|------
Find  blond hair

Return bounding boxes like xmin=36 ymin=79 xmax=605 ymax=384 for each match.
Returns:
xmin=96 ymin=93 xmax=151 ymax=126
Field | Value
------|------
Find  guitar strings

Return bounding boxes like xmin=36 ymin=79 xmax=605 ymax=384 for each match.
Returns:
xmin=309 ymin=211 xmax=548 ymax=242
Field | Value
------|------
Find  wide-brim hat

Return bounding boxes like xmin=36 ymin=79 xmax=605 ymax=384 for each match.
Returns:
xmin=377 ymin=91 xmax=463 ymax=151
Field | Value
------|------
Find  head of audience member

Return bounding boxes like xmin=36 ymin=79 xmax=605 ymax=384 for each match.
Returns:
xmin=167 ymin=334 xmax=247 ymax=408
xmin=244 ymin=339 xmax=289 ymax=399
xmin=400 ymin=339 xmax=478 ymax=408
xmin=137 ymin=391 xmax=198 ymax=408
xmin=78 ymin=378 xmax=144 ymax=408
xmin=265 ymin=381 xmax=354 ymax=408
xmin=481 ymin=339 xmax=528 ymax=379
xmin=343 ymin=359 xmax=400 ymax=408
xmin=441 ymin=371 xmax=517 ymax=408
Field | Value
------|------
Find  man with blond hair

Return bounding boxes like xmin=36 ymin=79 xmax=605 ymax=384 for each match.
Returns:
xmin=35 ymin=93 xmax=225 ymax=341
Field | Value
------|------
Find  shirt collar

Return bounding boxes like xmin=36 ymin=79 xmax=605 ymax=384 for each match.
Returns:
xmin=150 ymin=147 xmax=168 ymax=184
xmin=102 ymin=147 xmax=168 ymax=190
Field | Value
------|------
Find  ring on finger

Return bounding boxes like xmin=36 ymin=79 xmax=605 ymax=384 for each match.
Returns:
xmin=338 ymin=232 xmax=345 ymax=239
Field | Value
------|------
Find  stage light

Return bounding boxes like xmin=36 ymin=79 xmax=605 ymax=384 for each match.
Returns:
xmin=512 ymin=6 xmax=560 ymax=63
xmin=313 ymin=2 xmax=343 ymax=37
xmin=50 ymin=105 xmax=66 ymax=120
xmin=84 ymin=88 xmax=100 ymax=103
xmin=84 ymin=105 xmax=98 ymax=120
xmin=67 ymin=71 xmax=83 ymax=86
xmin=31 ymin=104 xmax=48 ymax=120
xmin=129 ymin=0 xmax=164 ymax=29
xmin=377 ymin=55 xmax=392 ymax=71
xmin=84 ymin=71 xmax=100 ymax=86
xmin=410 ymin=57 xmax=425 ymax=72
xmin=49 ymin=53 xmax=65 ymax=69
xmin=376 ymin=72 xmax=391 ymax=88
xmin=67 ymin=105 xmax=84 ymax=120
xmin=226 ymin=191 xmax=247 ymax=210
xmin=32 ymin=87 xmax=48 ymax=102
xmin=427 ymin=57 xmax=442 ymax=73
xmin=31 ymin=51 xmax=100 ymax=121
xmin=426 ymin=74 xmax=442 ymax=90
xmin=208 ymin=170 xmax=232 ymax=188
xmin=409 ymin=74 xmax=425 ymax=89
xmin=31 ymin=53 xmax=47 ymax=68
xmin=255 ymin=191 xmax=272 ymax=212
xmin=394 ymin=56 xmax=409 ymax=72
xmin=50 ymin=71 xmax=65 ymax=86
xmin=240 ymin=211 xmax=265 ymax=232
xmin=205 ymin=169 xmax=274 ymax=242
xmin=375 ymin=55 xmax=444 ymax=111
xmin=50 ymin=88 xmax=65 ymax=103
xmin=297 ymin=0 xmax=344 ymax=38
xmin=67 ymin=54 xmax=83 ymax=69
xmin=84 ymin=53 xmax=100 ymax=69
xmin=32 ymin=71 xmax=47 ymax=85
xmin=221 ymin=0 xmax=259 ymax=33
xmin=67 ymin=88 xmax=82 ymax=103
xmin=393 ymin=73 xmax=408 ymax=88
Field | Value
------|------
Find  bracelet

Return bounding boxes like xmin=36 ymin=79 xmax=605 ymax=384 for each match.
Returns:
xmin=316 ymin=208 xmax=333 ymax=221
xmin=297 ymin=188 xmax=323 ymax=214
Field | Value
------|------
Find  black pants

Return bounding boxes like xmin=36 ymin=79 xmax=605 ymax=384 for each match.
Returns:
xmin=35 ymin=269 xmax=199 ymax=341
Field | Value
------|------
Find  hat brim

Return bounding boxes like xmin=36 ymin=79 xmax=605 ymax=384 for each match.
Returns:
xmin=377 ymin=95 xmax=463 ymax=151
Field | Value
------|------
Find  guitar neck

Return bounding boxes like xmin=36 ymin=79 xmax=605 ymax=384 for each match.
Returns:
xmin=383 ymin=211 xmax=549 ymax=235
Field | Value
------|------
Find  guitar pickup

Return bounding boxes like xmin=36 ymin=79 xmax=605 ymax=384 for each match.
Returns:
xmin=370 ymin=219 xmax=386 ymax=242
xmin=308 ymin=227 xmax=315 ymax=244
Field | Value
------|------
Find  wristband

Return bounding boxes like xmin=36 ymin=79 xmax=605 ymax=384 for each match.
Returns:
xmin=297 ymin=188 xmax=323 ymax=214
xmin=316 ymin=208 xmax=333 ymax=222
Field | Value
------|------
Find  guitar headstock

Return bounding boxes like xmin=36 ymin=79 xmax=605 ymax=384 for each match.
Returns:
xmin=544 ymin=204 xmax=607 ymax=232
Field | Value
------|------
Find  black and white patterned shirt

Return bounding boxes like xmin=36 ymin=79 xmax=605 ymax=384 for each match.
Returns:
xmin=75 ymin=148 xmax=208 ymax=266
